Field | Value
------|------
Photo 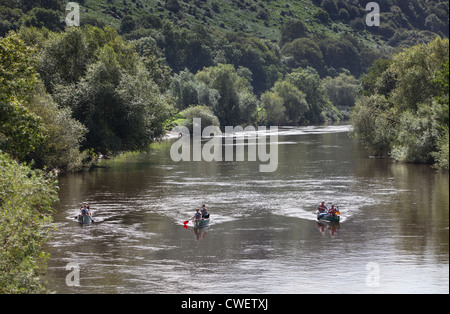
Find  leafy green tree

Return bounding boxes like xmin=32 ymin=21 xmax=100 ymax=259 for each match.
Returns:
xmin=280 ymin=19 xmax=307 ymax=47
xmin=120 ymin=15 xmax=136 ymax=34
xmin=0 ymin=152 xmax=58 ymax=294
xmin=350 ymin=94 xmax=395 ymax=156
xmin=0 ymin=33 xmax=39 ymax=104
xmin=22 ymin=7 xmax=62 ymax=31
xmin=165 ymin=0 xmax=181 ymax=13
xmin=196 ymin=64 xmax=256 ymax=127
xmin=322 ymin=72 xmax=359 ymax=109
xmin=27 ymin=87 xmax=87 ymax=172
xmin=389 ymin=37 xmax=449 ymax=111
xmin=55 ymin=45 xmax=172 ymax=154
xmin=170 ymin=69 xmax=219 ymax=111
xmin=260 ymin=91 xmax=287 ymax=126
xmin=0 ymin=101 xmax=46 ymax=160
xmin=0 ymin=34 xmax=45 ymax=160
xmin=272 ymin=80 xmax=308 ymax=125
xmin=360 ymin=59 xmax=393 ymax=96
xmin=37 ymin=27 xmax=90 ymax=93
xmin=286 ymin=67 xmax=340 ymax=123
xmin=351 ymin=37 xmax=449 ymax=169
xmin=179 ymin=105 xmax=220 ymax=133
xmin=281 ymin=38 xmax=326 ymax=76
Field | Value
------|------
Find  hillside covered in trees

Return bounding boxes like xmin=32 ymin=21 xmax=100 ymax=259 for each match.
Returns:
xmin=1 ymin=0 xmax=448 ymax=170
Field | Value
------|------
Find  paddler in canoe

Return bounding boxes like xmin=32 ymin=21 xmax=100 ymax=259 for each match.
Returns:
xmin=184 ymin=206 xmax=211 ymax=228
xmin=328 ymin=204 xmax=340 ymax=217
xmin=201 ymin=205 xmax=210 ymax=219
xmin=317 ymin=201 xmax=328 ymax=214
xmin=79 ymin=202 xmax=91 ymax=216
xmin=316 ymin=202 xmax=340 ymax=222
xmin=78 ymin=202 xmax=94 ymax=223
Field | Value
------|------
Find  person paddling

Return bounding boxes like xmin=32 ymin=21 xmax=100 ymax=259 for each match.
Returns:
xmin=192 ymin=208 xmax=202 ymax=221
xmin=201 ymin=205 xmax=210 ymax=219
xmin=80 ymin=202 xmax=90 ymax=216
xmin=328 ymin=204 xmax=337 ymax=216
xmin=317 ymin=201 xmax=328 ymax=214
xmin=328 ymin=205 xmax=340 ymax=217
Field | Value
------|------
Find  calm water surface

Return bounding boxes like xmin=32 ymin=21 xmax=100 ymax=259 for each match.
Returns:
xmin=45 ymin=125 xmax=449 ymax=294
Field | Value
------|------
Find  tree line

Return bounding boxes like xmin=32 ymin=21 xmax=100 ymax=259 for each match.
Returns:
xmin=351 ymin=37 xmax=449 ymax=171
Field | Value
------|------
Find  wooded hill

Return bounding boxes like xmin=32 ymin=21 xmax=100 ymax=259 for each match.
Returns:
xmin=2 ymin=0 xmax=449 ymax=82
xmin=1 ymin=0 xmax=449 ymax=171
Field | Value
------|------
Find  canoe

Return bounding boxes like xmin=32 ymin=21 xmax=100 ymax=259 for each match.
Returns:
xmin=193 ymin=218 xmax=210 ymax=228
xmin=77 ymin=215 xmax=93 ymax=224
xmin=317 ymin=213 xmax=340 ymax=223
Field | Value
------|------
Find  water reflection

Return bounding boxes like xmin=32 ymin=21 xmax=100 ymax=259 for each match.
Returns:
xmin=316 ymin=222 xmax=340 ymax=237
xmin=192 ymin=226 xmax=209 ymax=242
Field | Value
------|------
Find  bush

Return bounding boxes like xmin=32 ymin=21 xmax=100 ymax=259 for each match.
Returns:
xmin=179 ymin=105 xmax=220 ymax=133
xmin=0 ymin=153 xmax=58 ymax=294
xmin=433 ymin=129 xmax=449 ymax=171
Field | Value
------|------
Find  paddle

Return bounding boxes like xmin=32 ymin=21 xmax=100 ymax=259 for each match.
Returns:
xmin=183 ymin=219 xmax=193 ymax=229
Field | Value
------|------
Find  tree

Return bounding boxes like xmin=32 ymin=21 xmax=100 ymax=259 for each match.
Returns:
xmin=55 ymin=45 xmax=172 ymax=154
xmin=196 ymin=64 xmax=256 ymax=127
xmin=360 ymin=59 xmax=393 ymax=96
xmin=280 ymin=19 xmax=307 ymax=47
xmin=281 ymin=38 xmax=326 ymax=76
xmin=22 ymin=7 xmax=62 ymax=31
xmin=0 ymin=152 xmax=58 ymax=294
xmin=0 ymin=34 xmax=45 ymax=160
xmin=27 ymin=87 xmax=87 ymax=172
xmin=179 ymin=105 xmax=220 ymax=133
xmin=0 ymin=101 xmax=46 ymax=160
xmin=322 ymin=72 xmax=359 ymax=109
xmin=350 ymin=94 xmax=394 ymax=157
xmin=170 ymin=69 xmax=219 ymax=111
xmin=260 ymin=91 xmax=286 ymax=126
xmin=351 ymin=37 xmax=449 ymax=169
xmin=0 ymin=34 xmax=39 ymax=104
xmin=286 ymin=67 xmax=339 ymax=123
xmin=37 ymin=27 xmax=90 ymax=93
xmin=120 ymin=15 xmax=136 ymax=34
xmin=165 ymin=0 xmax=181 ymax=13
xmin=272 ymin=80 xmax=308 ymax=125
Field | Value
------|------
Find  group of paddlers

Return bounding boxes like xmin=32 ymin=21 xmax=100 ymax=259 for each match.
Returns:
xmin=191 ymin=205 xmax=210 ymax=220
xmin=317 ymin=201 xmax=340 ymax=216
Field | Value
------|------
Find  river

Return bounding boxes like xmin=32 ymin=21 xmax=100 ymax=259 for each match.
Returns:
xmin=44 ymin=125 xmax=449 ymax=294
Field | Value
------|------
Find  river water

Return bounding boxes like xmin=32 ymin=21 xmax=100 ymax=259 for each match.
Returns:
xmin=44 ymin=125 xmax=449 ymax=294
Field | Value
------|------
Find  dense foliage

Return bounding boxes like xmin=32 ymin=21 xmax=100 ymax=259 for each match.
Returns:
xmin=351 ymin=38 xmax=449 ymax=170
xmin=0 ymin=152 xmax=58 ymax=293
